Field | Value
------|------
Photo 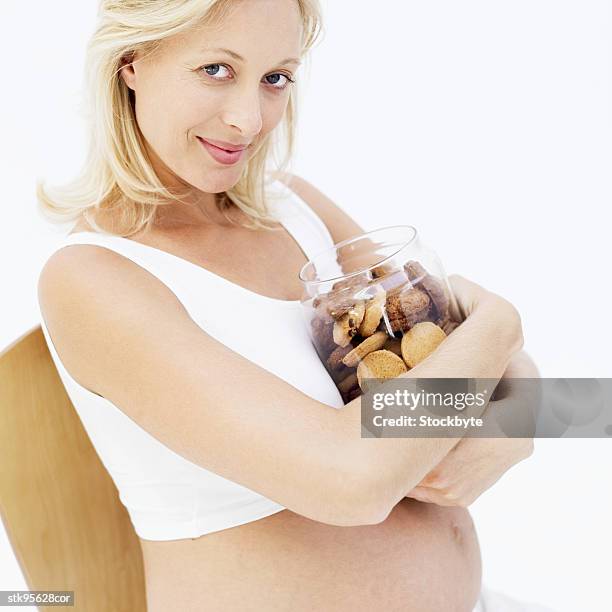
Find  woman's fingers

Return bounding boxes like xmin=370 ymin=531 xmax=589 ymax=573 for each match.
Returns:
xmin=447 ymin=274 xmax=524 ymax=353
xmin=447 ymin=274 xmax=489 ymax=321
xmin=486 ymin=351 xmax=541 ymax=438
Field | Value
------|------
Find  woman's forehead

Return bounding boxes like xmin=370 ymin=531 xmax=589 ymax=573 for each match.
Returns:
xmin=182 ymin=0 xmax=303 ymax=50
xmin=159 ymin=3 xmax=303 ymax=65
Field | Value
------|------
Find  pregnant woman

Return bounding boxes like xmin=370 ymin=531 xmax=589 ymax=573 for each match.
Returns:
xmin=36 ymin=1 xmax=536 ymax=610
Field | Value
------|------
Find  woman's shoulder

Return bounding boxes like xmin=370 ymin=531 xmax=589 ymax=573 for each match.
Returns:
xmin=37 ymin=230 xmax=187 ymax=396
xmin=38 ymin=218 xmax=152 ymax=341
xmin=38 ymin=234 xmax=142 ymax=336
xmin=270 ymin=172 xmax=365 ymax=244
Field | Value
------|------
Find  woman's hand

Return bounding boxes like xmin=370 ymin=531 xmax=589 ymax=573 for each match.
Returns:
xmin=445 ymin=274 xmax=525 ymax=366
xmin=403 ymin=349 xmax=539 ymax=507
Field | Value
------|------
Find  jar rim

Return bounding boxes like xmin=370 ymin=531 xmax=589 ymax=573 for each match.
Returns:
xmin=298 ymin=224 xmax=418 ymax=285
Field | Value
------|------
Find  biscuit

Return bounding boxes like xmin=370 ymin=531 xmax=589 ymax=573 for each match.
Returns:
xmin=437 ymin=313 xmax=460 ymax=336
xmin=311 ymin=314 xmax=336 ymax=355
xmin=358 ymin=287 xmax=386 ymax=336
xmin=385 ymin=285 xmax=431 ymax=333
xmin=315 ymin=274 xmax=371 ymax=320
xmin=337 ymin=371 xmax=359 ymax=394
xmin=441 ymin=318 xmax=460 ymax=335
xmin=327 ymin=344 xmax=354 ymax=372
xmin=326 ymin=293 xmax=358 ymax=319
xmin=371 ymin=262 xmax=398 ymax=279
xmin=342 ymin=330 xmax=388 ymax=367
xmin=403 ymin=260 xmax=449 ymax=323
xmin=378 ymin=268 xmax=410 ymax=293
xmin=331 ymin=274 xmax=371 ymax=294
xmin=332 ymin=301 xmax=366 ymax=347
xmin=313 ymin=291 xmax=354 ymax=320
xmin=382 ymin=336 xmax=403 ymax=358
xmin=400 ymin=321 xmax=447 ymax=367
xmin=356 ymin=349 xmax=408 ymax=392
xmin=344 ymin=386 xmax=362 ymax=403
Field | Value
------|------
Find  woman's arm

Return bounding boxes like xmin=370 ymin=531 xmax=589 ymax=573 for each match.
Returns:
xmin=404 ymin=349 xmax=538 ymax=507
xmin=343 ymin=277 xmax=524 ymax=518
xmin=39 ymin=245 xmax=522 ymax=529
xmin=277 ymin=173 xmax=537 ymax=516
xmin=271 ymin=173 xmax=528 ymax=517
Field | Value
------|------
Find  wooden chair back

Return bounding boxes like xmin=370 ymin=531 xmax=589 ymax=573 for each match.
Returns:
xmin=0 ymin=326 xmax=146 ymax=611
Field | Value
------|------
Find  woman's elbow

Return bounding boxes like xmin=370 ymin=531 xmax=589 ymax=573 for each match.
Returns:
xmin=320 ymin=463 xmax=393 ymax=527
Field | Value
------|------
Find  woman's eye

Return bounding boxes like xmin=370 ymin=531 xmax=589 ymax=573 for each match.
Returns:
xmin=264 ymin=73 xmax=294 ymax=90
xmin=200 ymin=64 xmax=294 ymax=90
xmin=202 ymin=64 xmax=231 ymax=79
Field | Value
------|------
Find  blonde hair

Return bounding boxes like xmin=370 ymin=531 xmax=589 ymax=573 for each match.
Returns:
xmin=36 ymin=0 xmax=323 ymax=236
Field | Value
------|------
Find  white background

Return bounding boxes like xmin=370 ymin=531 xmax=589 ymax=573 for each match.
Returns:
xmin=1 ymin=1 xmax=611 ymax=610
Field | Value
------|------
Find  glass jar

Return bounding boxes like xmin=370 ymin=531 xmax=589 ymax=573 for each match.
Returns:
xmin=299 ymin=226 xmax=461 ymax=404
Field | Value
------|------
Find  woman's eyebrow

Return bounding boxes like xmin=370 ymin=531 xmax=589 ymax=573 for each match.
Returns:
xmin=203 ymin=46 xmax=302 ymax=66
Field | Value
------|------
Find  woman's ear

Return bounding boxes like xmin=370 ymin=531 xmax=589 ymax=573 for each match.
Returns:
xmin=119 ymin=52 xmax=137 ymax=91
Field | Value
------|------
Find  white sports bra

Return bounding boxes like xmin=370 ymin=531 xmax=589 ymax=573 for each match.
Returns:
xmin=36 ymin=179 xmax=345 ymax=541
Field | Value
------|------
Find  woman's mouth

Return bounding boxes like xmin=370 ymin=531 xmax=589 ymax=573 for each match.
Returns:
xmin=197 ymin=137 xmax=247 ymax=165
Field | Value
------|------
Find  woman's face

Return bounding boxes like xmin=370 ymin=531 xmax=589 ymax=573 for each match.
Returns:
xmin=120 ymin=0 xmax=303 ymax=203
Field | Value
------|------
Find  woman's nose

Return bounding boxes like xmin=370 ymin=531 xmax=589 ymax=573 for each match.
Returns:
xmin=221 ymin=86 xmax=263 ymax=140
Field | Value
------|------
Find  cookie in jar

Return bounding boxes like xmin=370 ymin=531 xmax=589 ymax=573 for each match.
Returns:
xmin=299 ymin=226 xmax=461 ymax=403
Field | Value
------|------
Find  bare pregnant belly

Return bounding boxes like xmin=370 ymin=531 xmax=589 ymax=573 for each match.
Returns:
xmin=140 ymin=498 xmax=482 ymax=612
